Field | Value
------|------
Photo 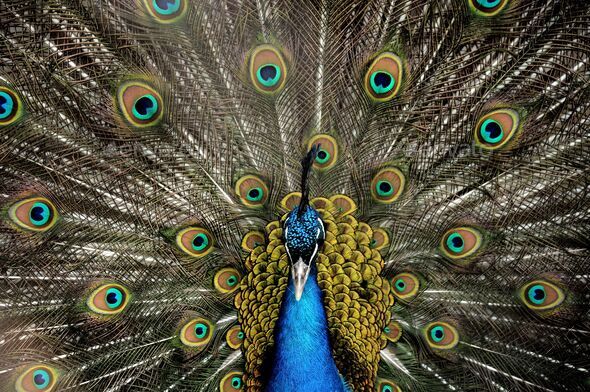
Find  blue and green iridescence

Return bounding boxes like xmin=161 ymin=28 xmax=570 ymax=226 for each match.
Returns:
xmin=237 ymin=331 xmax=244 ymax=339
xmin=395 ymin=279 xmax=406 ymax=292
xmin=0 ymin=91 xmax=15 ymax=120
xmin=231 ymin=376 xmax=242 ymax=389
xmin=105 ymin=287 xmax=124 ymax=309
xmin=480 ymin=119 xmax=504 ymax=144
xmin=370 ymin=71 xmax=395 ymax=95
xmin=446 ymin=232 xmax=465 ymax=253
xmin=527 ymin=284 xmax=546 ymax=305
xmin=315 ymin=149 xmax=331 ymax=164
xmin=152 ymin=0 xmax=181 ymax=15
xmin=477 ymin=0 xmax=501 ymax=9
xmin=381 ymin=385 xmax=393 ymax=392
xmin=192 ymin=233 xmax=209 ymax=251
xmin=430 ymin=326 xmax=445 ymax=343
xmin=132 ymin=94 xmax=159 ymax=121
xmin=226 ymin=275 xmax=238 ymax=287
xmin=256 ymin=64 xmax=281 ymax=87
xmin=33 ymin=369 xmax=51 ymax=389
xmin=246 ymin=187 xmax=264 ymax=202
xmin=29 ymin=202 xmax=51 ymax=226
xmin=376 ymin=180 xmax=394 ymax=197
xmin=195 ymin=323 xmax=208 ymax=339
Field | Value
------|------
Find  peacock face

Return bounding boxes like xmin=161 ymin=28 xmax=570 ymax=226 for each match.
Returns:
xmin=283 ymin=206 xmax=325 ymax=301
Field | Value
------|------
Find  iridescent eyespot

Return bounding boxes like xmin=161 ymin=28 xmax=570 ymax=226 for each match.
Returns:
xmin=176 ymin=227 xmax=214 ymax=258
xmin=226 ymin=325 xmax=245 ymax=350
xmin=241 ymin=231 xmax=265 ymax=252
xmin=468 ymin=0 xmax=509 ymax=16
xmin=384 ymin=321 xmax=402 ymax=343
xmin=519 ymin=280 xmax=565 ymax=312
xmin=307 ymin=134 xmax=338 ymax=170
xmin=220 ymin=371 xmax=244 ymax=391
xmin=364 ymin=52 xmax=403 ymax=102
xmin=235 ymin=175 xmax=269 ymax=208
xmin=440 ymin=227 xmax=482 ymax=260
xmin=0 ymin=87 xmax=24 ymax=126
xmin=249 ymin=45 xmax=287 ymax=94
xmin=180 ymin=317 xmax=214 ymax=347
xmin=87 ymin=283 xmax=130 ymax=315
xmin=474 ymin=108 xmax=520 ymax=150
xmin=117 ymin=81 xmax=164 ymax=128
xmin=424 ymin=321 xmax=459 ymax=350
xmin=370 ymin=228 xmax=390 ymax=250
xmin=15 ymin=365 xmax=58 ymax=392
xmin=144 ymin=0 xmax=187 ymax=22
xmin=214 ymin=267 xmax=241 ymax=294
xmin=391 ymin=273 xmax=419 ymax=300
xmin=376 ymin=379 xmax=402 ymax=392
xmin=371 ymin=167 xmax=405 ymax=203
xmin=8 ymin=197 xmax=58 ymax=232
xmin=329 ymin=194 xmax=357 ymax=216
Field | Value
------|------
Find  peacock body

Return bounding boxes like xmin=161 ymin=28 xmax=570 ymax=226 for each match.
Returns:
xmin=0 ymin=0 xmax=589 ymax=391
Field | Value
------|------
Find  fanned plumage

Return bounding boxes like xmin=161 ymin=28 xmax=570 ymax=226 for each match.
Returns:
xmin=1 ymin=0 xmax=589 ymax=391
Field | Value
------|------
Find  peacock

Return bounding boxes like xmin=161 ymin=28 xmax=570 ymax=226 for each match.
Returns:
xmin=0 ymin=0 xmax=589 ymax=391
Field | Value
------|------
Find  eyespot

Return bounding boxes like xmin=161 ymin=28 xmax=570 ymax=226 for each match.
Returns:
xmin=235 ymin=175 xmax=269 ymax=208
xmin=180 ymin=317 xmax=214 ymax=347
xmin=519 ymin=280 xmax=565 ymax=311
xmin=241 ymin=231 xmax=265 ymax=252
xmin=371 ymin=167 xmax=405 ymax=203
xmin=117 ymin=81 xmax=164 ymax=128
xmin=226 ymin=325 xmax=245 ymax=350
xmin=474 ymin=108 xmax=519 ymax=150
xmin=214 ymin=267 xmax=241 ymax=294
xmin=391 ymin=273 xmax=419 ymax=300
xmin=376 ymin=379 xmax=401 ymax=392
xmin=329 ymin=194 xmax=357 ymax=216
xmin=440 ymin=227 xmax=482 ymax=260
xmin=87 ymin=283 xmax=130 ymax=315
xmin=468 ymin=0 xmax=509 ymax=16
xmin=8 ymin=197 xmax=59 ymax=232
xmin=0 ymin=87 xmax=24 ymax=126
xmin=424 ymin=321 xmax=459 ymax=350
xmin=249 ymin=45 xmax=287 ymax=94
xmin=307 ymin=134 xmax=338 ymax=170
xmin=143 ymin=0 xmax=187 ymax=22
xmin=370 ymin=228 xmax=390 ymax=250
xmin=176 ymin=227 xmax=214 ymax=258
xmin=384 ymin=321 xmax=402 ymax=343
xmin=15 ymin=365 xmax=58 ymax=392
xmin=364 ymin=52 xmax=403 ymax=102
xmin=281 ymin=192 xmax=302 ymax=211
xmin=220 ymin=371 xmax=244 ymax=391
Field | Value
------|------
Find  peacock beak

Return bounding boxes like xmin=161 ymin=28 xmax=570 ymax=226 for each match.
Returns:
xmin=292 ymin=257 xmax=311 ymax=301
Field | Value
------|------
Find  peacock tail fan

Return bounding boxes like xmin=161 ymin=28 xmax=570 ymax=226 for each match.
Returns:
xmin=0 ymin=0 xmax=588 ymax=391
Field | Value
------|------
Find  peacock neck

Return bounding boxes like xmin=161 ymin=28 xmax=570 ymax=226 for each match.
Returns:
xmin=265 ymin=268 xmax=347 ymax=392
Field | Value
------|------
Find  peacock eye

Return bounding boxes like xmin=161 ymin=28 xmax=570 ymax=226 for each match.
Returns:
xmin=241 ymin=231 xmax=265 ymax=252
xmin=226 ymin=325 xmax=245 ymax=350
xmin=0 ymin=87 xmax=23 ymax=126
xmin=391 ymin=273 xmax=419 ymax=300
xmin=235 ymin=175 xmax=269 ymax=208
xmin=384 ymin=321 xmax=402 ymax=343
xmin=468 ymin=0 xmax=509 ymax=16
xmin=364 ymin=52 xmax=403 ymax=102
xmin=180 ymin=317 xmax=214 ymax=347
xmin=440 ymin=227 xmax=482 ymax=260
xmin=376 ymin=379 xmax=401 ymax=392
xmin=117 ymin=81 xmax=164 ymax=128
xmin=520 ymin=280 xmax=565 ymax=311
xmin=474 ymin=108 xmax=519 ymax=150
xmin=144 ymin=0 xmax=187 ymax=22
xmin=308 ymin=134 xmax=338 ymax=170
xmin=424 ymin=321 xmax=459 ymax=349
xmin=250 ymin=45 xmax=287 ymax=94
xmin=370 ymin=228 xmax=390 ymax=250
xmin=214 ymin=267 xmax=241 ymax=294
xmin=220 ymin=371 xmax=244 ymax=391
xmin=87 ymin=283 xmax=130 ymax=315
xmin=371 ymin=167 xmax=405 ymax=204
xmin=15 ymin=365 xmax=58 ymax=392
xmin=176 ymin=227 xmax=214 ymax=257
xmin=8 ymin=197 xmax=58 ymax=232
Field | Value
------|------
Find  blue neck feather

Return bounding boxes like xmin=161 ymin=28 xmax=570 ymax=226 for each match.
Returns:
xmin=265 ymin=269 xmax=347 ymax=392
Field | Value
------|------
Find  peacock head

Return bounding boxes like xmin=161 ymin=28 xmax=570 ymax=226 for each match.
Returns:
xmin=283 ymin=145 xmax=325 ymax=301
